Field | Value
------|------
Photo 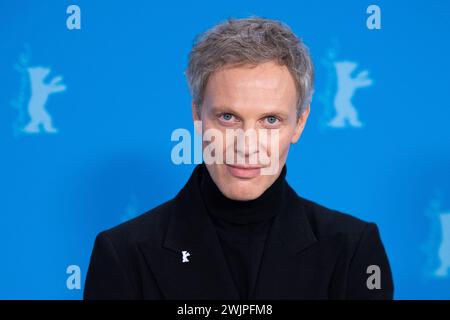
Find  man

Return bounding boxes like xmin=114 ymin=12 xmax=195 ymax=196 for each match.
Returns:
xmin=84 ymin=17 xmax=394 ymax=300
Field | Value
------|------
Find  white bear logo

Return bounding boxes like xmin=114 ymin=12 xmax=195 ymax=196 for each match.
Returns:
xmin=182 ymin=250 xmax=191 ymax=263
xmin=328 ymin=61 xmax=373 ymax=128
xmin=435 ymin=212 xmax=450 ymax=277
xmin=23 ymin=66 xmax=66 ymax=133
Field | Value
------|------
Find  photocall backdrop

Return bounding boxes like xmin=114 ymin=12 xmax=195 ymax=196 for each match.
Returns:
xmin=0 ymin=0 xmax=449 ymax=299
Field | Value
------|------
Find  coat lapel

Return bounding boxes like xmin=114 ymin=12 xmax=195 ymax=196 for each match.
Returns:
xmin=252 ymin=184 xmax=321 ymax=299
xmin=138 ymin=165 xmax=240 ymax=299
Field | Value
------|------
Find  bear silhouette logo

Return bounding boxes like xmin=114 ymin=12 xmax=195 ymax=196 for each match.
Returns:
xmin=328 ymin=61 xmax=373 ymax=128
xmin=23 ymin=66 xmax=66 ymax=134
xmin=435 ymin=212 xmax=450 ymax=277
xmin=422 ymin=191 xmax=450 ymax=279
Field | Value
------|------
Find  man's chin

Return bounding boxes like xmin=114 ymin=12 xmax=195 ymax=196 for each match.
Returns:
xmin=221 ymin=183 xmax=265 ymax=201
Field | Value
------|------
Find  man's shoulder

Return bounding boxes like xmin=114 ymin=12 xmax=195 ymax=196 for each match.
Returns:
xmin=295 ymin=194 xmax=373 ymax=240
xmin=97 ymin=197 xmax=175 ymax=245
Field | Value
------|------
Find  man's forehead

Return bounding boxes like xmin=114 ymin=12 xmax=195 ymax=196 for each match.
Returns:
xmin=203 ymin=63 xmax=298 ymax=111
xmin=210 ymin=62 xmax=294 ymax=90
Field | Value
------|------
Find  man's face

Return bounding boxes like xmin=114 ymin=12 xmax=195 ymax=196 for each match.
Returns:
xmin=193 ymin=60 xmax=310 ymax=200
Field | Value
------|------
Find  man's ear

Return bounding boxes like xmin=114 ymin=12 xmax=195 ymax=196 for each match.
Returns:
xmin=192 ymin=101 xmax=202 ymax=135
xmin=192 ymin=101 xmax=200 ymax=121
xmin=291 ymin=105 xmax=310 ymax=144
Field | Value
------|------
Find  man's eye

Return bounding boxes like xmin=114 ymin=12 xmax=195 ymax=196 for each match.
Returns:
xmin=220 ymin=113 xmax=235 ymax=122
xmin=265 ymin=116 xmax=279 ymax=125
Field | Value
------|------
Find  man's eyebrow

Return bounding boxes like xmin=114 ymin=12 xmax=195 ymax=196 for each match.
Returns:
xmin=259 ymin=110 xmax=289 ymax=119
xmin=210 ymin=105 xmax=237 ymax=114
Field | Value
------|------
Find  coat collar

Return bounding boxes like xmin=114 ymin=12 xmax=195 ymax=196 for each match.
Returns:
xmin=138 ymin=164 xmax=318 ymax=299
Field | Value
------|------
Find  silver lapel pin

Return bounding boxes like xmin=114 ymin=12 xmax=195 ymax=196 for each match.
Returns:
xmin=181 ymin=250 xmax=190 ymax=263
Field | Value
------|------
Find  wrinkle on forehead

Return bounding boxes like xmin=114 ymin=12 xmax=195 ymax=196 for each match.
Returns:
xmin=203 ymin=61 xmax=298 ymax=117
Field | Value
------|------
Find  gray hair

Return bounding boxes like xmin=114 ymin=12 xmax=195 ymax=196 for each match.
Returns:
xmin=185 ymin=16 xmax=314 ymax=118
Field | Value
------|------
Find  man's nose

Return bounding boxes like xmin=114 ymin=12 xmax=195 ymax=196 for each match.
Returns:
xmin=235 ymin=121 xmax=259 ymax=157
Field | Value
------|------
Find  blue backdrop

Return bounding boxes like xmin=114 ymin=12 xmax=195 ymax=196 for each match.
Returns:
xmin=1 ymin=0 xmax=449 ymax=299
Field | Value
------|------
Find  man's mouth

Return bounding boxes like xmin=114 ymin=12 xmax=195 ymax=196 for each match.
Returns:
xmin=225 ymin=164 xmax=262 ymax=179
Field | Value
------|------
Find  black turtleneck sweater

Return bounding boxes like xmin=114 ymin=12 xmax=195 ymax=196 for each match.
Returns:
xmin=199 ymin=163 xmax=287 ymax=300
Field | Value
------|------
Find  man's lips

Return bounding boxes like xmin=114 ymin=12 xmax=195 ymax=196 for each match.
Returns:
xmin=227 ymin=164 xmax=263 ymax=169
xmin=226 ymin=164 xmax=262 ymax=178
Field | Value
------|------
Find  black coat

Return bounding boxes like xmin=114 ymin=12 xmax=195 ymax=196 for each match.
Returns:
xmin=84 ymin=165 xmax=394 ymax=300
